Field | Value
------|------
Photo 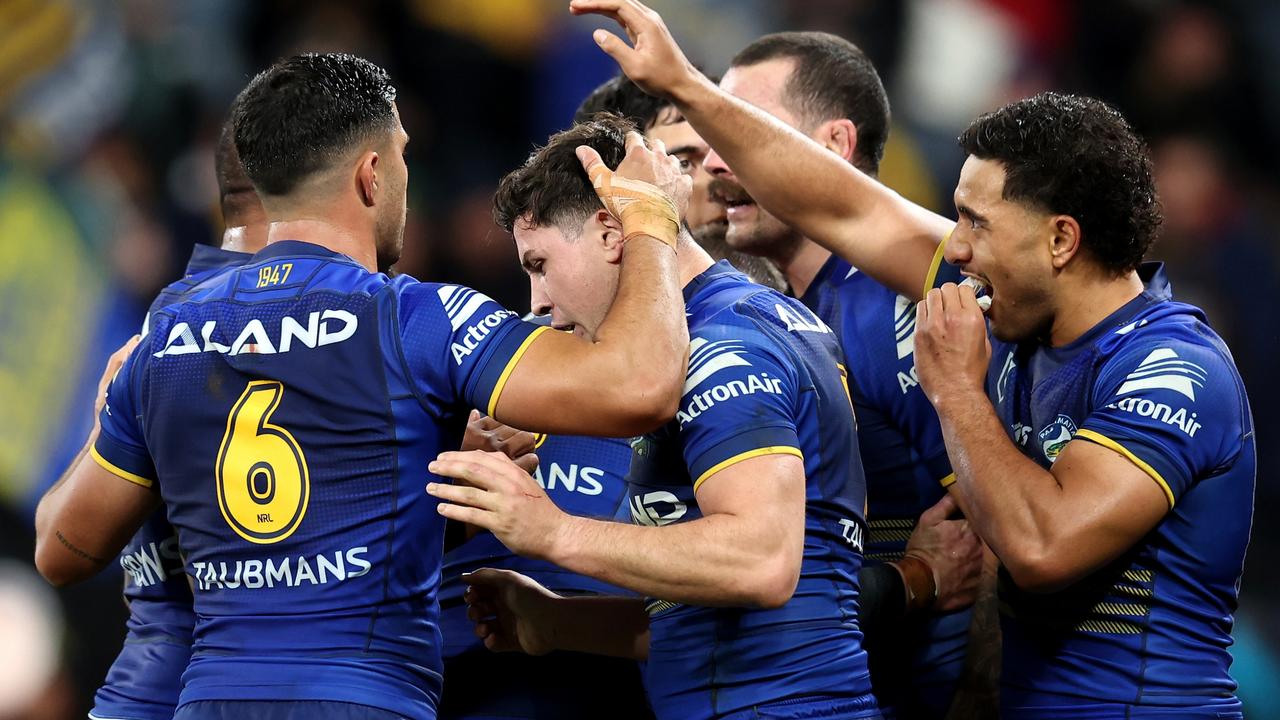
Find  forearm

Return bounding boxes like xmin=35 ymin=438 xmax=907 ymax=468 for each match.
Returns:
xmin=34 ymin=437 xmax=94 ymax=553
xmin=543 ymin=595 xmax=650 ymax=660
xmin=937 ymin=395 xmax=1062 ymax=573
xmin=668 ymin=75 xmax=948 ymax=298
xmin=589 ymin=235 xmax=688 ymax=398
xmin=549 ymin=513 xmax=791 ymax=608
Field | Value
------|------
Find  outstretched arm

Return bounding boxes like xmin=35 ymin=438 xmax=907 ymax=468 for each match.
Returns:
xmin=570 ymin=0 xmax=953 ymax=299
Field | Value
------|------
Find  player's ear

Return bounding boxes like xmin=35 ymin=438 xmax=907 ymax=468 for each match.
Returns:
xmin=815 ymin=118 xmax=857 ymax=164
xmin=1049 ymin=214 xmax=1083 ymax=270
xmin=596 ymin=209 xmax=625 ymax=263
xmin=356 ymin=151 xmax=379 ymax=207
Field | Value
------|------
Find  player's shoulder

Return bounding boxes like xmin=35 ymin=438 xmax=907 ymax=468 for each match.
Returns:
xmin=1095 ymin=299 xmax=1246 ymax=420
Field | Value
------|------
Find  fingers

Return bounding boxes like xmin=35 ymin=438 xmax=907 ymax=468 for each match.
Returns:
xmin=918 ymin=493 xmax=959 ymax=525
xmin=577 ymin=145 xmax=609 ymax=187
xmin=624 ymin=130 xmax=647 ymax=156
xmin=431 ymin=450 xmax=526 ymax=488
xmin=514 ymin=453 xmax=540 ymax=474
xmin=434 ymin=501 xmax=491 ymax=528
xmin=426 ymin=482 xmax=495 ymax=511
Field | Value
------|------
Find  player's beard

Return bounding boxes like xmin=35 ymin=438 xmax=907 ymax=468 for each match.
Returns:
xmin=708 ymin=176 xmax=802 ymax=266
xmin=690 ymin=221 xmax=787 ymax=292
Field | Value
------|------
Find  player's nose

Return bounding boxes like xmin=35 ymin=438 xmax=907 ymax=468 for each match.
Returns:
xmin=703 ymin=147 xmax=732 ymax=177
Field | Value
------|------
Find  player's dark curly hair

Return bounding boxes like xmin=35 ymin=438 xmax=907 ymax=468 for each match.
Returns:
xmin=959 ymin=92 xmax=1162 ymax=275
xmin=493 ymin=113 xmax=636 ymax=234
xmin=232 ymin=53 xmax=398 ymax=197
xmin=574 ymin=75 xmax=669 ymax=130
xmin=732 ymin=31 xmax=890 ymax=175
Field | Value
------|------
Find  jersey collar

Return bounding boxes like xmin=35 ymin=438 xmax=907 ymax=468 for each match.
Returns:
xmin=682 ymin=260 xmax=750 ymax=305
xmin=252 ymin=239 xmax=362 ymax=266
xmin=186 ymin=243 xmax=253 ymax=275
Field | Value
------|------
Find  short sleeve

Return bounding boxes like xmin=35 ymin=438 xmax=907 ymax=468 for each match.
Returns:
xmin=398 ymin=281 xmax=549 ymax=415
xmin=923 ymin=229 xmax=962 ymax=296
xmin=92 ymin=335 xmax=157 ymax=488
xmin=1077 ymin=341 xmax=1244 ymax=507
xmin=677 ymin=334 xmax=803 ymax=492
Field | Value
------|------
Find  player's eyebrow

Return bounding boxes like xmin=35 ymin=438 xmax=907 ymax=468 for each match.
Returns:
xmin=666 ymin=144 xmax=700 ymax=157
xmin=956 ymin=203 xmax=989 ymax=225
xmin=520 ymin=249 xmax=540 ymax=272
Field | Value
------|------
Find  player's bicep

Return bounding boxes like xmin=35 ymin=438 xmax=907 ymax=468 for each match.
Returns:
xmin=488 ymin=327 xmax=668 ymax=437
xmin=1039 ymin=438 xmax=1169 ymax=587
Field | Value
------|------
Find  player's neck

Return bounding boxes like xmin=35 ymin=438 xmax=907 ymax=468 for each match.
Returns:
xmin=220 ymin=224 xmax=268 ymax=254
xmin=1047 ymin=268 xmax=1145 ymax=347
xmin=677 ymin=231 xmax=716 ymax=288
xmin=779 ymin=240 xmax=831 ymax=298
xmin=265 ymin=219 xmax=378 ymax=272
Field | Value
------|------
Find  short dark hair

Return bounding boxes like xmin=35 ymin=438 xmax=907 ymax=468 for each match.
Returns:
xmin=574 ymin=75 xmax=668 ymax=130
xmin=959 ymin=92 xmax=1162 ymax=275
xmin=493 ymin=114 xmax=636 ymax=234
xmin=232 ymin=53 xmax=397 ymax=197
xmin=732 ymin=31 xmax=890 ymax=174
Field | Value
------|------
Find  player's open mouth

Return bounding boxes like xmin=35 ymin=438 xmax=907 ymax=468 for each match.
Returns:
xmin=553 ymin=323 xmax=576 ymax=333
xmin=960 ymin=276 xmax=993 ymax=313
xmin=708 ymin=179 xmax=757 ymax=217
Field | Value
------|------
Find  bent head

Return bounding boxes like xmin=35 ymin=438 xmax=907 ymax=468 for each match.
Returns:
xmin=232 ymin=53 xmax=408 ymax=271
xmin=948 ymin=92 xmax=1162 ymax=342
xmin=214 ymin=118 xmax=267 ymax=251
xmin=493 ymin=115 xmax=636 ymax=341
xmin=709 ymin=32 xmax=890 ymax=261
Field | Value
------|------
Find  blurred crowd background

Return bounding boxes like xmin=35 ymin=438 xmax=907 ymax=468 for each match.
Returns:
xmin=0 ymin=0 xmax=1276 ymax=717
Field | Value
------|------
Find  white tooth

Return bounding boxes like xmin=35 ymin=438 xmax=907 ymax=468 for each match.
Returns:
xmin=960 ymin=277 xmax=993 ymax=312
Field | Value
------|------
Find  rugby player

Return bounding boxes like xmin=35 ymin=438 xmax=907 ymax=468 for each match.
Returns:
xmin=84 ymin=120 xmax=266 ymax=720
xmin=34 ymin=52 xmax=691 ymax=720
xmin=701 ymin=32 xmax=983 ymax=717
xmin=428 ymin=115 xmax=880 ymax=720
xmin=575 ymin=74 xmax=785 ymax=291
xmin=573 ymin=2 xmax=1256 ymax=716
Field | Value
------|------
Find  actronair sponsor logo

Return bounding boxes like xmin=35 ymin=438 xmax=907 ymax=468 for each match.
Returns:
xmin=678 ymin=338 xmax=784 ymax=426
xmin=438 ymin=285 xmax=516 ymax=365
xmin=684 ymin=337 xmax=751 ymax=392
xmin=1117 ymin=348 xmax=1207 ymax=401
xmin=438 ymin=285 xmax=492 ymax=331
xmin=893 ymin=295 xmax=918 ymax=360
xmin=1105 ymin=397 xmax=1203 ymax=438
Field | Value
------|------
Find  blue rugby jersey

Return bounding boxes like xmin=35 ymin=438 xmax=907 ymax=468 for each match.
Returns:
xmin=968 ymin=263 xmax=1253 ymax=717
xmin=438 ymin=430 xmax=636 ymax=658
xmin=628 ymin=261 xmax=877 ymax=720
xmin=801 ymin=254 xmax=967 ymax=718
xmin=92 ymin=240 xmax=551 ymax=719
xmin=93 ymin=244 xmax=250 ymax=720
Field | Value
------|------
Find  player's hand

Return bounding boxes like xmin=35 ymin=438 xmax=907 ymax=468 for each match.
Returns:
xmin=459 ymin=410 xmax=540 ymax=475
xmin=427 ymin=450 xmax=569 ymax=561
xmin=903 ymin=495 xmax=984 ymax=613
xmin=570 ymin=0 xmax=704 ymax=102
xmin=92 ymin=334 xmax=141 ymax=439
xmin=914 ymin=282 xmax=992 ymax=413
xmin=463 ymin=568 xmax=561 ymax=656
xmin=577 ymin=131 xmax=690 ymax=245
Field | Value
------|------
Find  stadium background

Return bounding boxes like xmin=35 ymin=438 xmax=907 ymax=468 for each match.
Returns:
xmin=0 ymin=0 xmax=1275 ymax=717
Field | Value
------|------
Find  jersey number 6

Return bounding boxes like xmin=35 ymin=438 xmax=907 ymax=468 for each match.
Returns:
xmin=216 ymin=381 xmax=311 ymax=544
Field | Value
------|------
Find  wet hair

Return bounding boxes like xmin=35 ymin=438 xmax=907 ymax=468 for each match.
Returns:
xmin=493 ymin=113 xmax=637 ymax=234
xmin=574 ymin=74 xmax=669 ymax=131
xmin=232 ymin=52 xmax=397 ymax=197
xmin=959 ymin=92 xmax=1162 ymax=274
xmin=732 ymin=31 xmax=890 ymax=174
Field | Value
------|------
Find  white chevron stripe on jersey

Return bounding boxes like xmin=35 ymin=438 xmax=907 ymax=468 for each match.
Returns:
xmin=893 ymin=295 xmax=918 ymax=359
xmin=1116 ymin=348 xmax=1208 ymax=401
xmin=684 ymin=337 xmax=752 ymax=393
xmin=437 ymin=285 xmax=492 ymax=331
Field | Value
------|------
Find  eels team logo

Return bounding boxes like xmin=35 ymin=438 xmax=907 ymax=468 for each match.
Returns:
xmin=1038 ymin=414 xmax=1077 ymax=463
